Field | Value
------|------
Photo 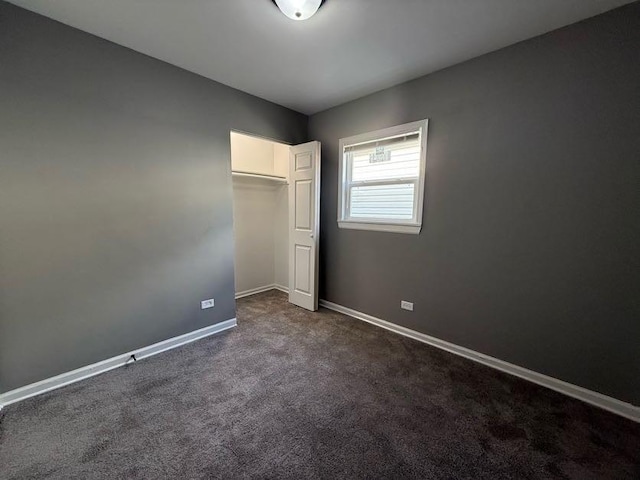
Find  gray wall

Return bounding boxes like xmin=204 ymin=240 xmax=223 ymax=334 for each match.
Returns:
xmin=0 ymin=2 xmax=307 ymax=393
xmin=310 ymin=3 xmax=640 ymax=405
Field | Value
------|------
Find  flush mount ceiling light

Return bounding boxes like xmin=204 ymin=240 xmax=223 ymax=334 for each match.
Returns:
xmin=272 ymin=0 xmax=325 ymax=21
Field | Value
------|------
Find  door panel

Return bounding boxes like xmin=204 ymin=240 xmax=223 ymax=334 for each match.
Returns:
xmin=295 ymin=180 xmax=312 ymax=230
xmin=294 ymin=245 xmax=311 ymax=294
xmin=289 ymin=141 xmax=320 ymax=311
xmin=295 ymin=152 xmax=312 ymax=171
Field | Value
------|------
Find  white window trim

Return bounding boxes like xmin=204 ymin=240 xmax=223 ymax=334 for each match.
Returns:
xmin=337 ymin=119 xmax=429 ymax=234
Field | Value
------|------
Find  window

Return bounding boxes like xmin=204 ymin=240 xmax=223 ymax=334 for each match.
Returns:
xmin=338 ymin=119 xmax=428 ymax=234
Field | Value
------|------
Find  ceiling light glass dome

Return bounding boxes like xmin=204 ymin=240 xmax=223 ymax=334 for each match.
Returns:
xmin=274 ymin=0 xmax=323 ymax=21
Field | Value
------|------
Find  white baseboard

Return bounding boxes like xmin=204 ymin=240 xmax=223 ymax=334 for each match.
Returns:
xmin=319 ymin=300 xmax=640 ymax=423
xmin=235 ymin=284 xmax=278 ymax=299
xmin=235 ymin=284 xmax=289 ymax=299
xmin=273 ymin=284 xmax=289 ymax=294
xmin=0 ymin=318 xmax=237 ymax=409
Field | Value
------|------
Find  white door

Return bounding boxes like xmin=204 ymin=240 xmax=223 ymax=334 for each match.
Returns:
xmin=288 ymin=141 xmax=321 ymax=311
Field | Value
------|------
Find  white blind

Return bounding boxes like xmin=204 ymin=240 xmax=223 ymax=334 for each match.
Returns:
xmin=347 ymin=133 xmax=420 ymax=182
xmin=345 ymin=132 xmax=420 ymax=221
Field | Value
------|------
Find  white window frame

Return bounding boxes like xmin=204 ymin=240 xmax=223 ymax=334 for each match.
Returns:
xmin=337 ymin=119 xmax=428 ymax=234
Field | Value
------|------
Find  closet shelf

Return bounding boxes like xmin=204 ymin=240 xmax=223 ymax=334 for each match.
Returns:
xmin=232 ymin=171 xmax=288 ymax=184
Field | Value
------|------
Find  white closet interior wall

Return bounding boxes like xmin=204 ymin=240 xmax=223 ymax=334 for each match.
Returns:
xmin=273 ymin=143 xmax=289 ymax=290
xmin=230 ymin=132 xmax=289 ymax=296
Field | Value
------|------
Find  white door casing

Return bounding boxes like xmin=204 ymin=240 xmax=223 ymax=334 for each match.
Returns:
xmin=288 ymin=141 xmax=321 ymax=311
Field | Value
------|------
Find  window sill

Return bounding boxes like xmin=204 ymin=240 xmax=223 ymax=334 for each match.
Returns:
xmin=338 ymin=220 xmax=421 ymax=234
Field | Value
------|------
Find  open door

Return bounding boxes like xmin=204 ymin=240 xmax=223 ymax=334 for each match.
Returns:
xmin=288 ymin=141 xmax=321 ymax=311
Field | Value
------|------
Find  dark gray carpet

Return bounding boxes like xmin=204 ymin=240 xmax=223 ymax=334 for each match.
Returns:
xmin=1 ymin=290 xmax=638 ymax=479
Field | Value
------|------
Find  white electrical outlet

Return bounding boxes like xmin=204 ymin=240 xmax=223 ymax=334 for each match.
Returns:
xmin=401 ymin=300 xmax=414 ymax=311
xmin=201 ymin=299 xmax=215 ymax=309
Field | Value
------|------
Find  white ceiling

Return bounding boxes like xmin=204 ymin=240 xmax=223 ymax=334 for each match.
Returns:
xmin=9 ymin=0 xmax=634 ymax=114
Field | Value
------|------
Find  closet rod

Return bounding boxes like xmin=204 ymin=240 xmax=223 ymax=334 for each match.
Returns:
xmin=231 ymin=171 xmax=288 ymax=183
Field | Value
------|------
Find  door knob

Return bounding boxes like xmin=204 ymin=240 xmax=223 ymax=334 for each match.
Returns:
xmin=310 ymin=233 xmax=314 ymax=238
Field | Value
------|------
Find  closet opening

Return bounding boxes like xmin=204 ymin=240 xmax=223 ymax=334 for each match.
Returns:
xmin=229 ymin=131 xmax=321 ymax=311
